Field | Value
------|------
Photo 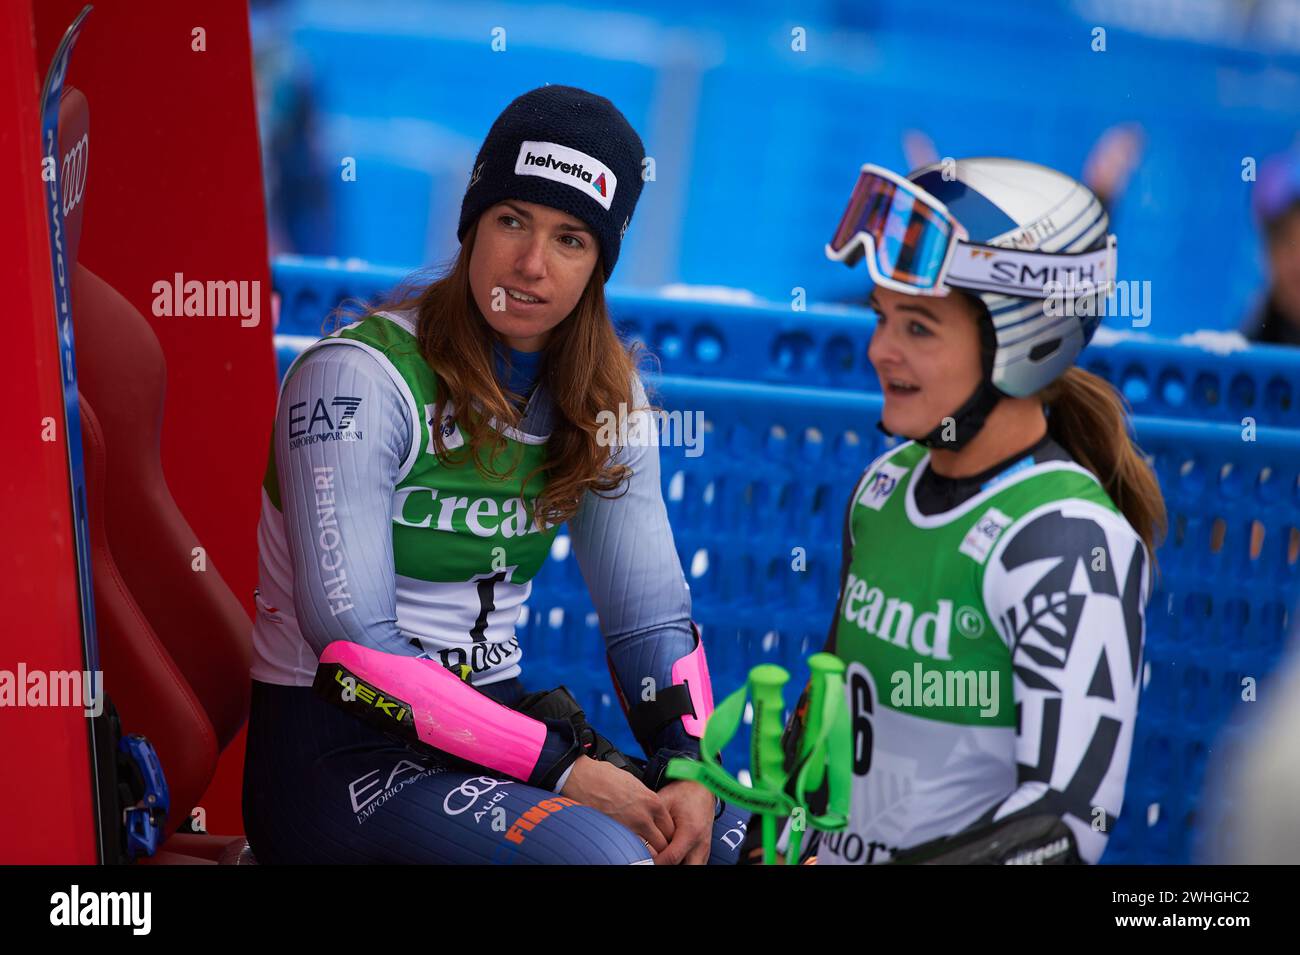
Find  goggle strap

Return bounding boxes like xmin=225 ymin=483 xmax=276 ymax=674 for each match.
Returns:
xmin=943 ymin=236 xmax=1117 ymax=299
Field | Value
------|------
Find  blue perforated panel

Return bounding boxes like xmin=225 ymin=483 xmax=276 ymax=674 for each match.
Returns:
xmin=271 ymin=257 xmax=1300 ymax=864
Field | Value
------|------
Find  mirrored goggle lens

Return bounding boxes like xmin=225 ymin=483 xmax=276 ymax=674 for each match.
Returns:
xmin=829 ymin=171 xmax=957 ymax=290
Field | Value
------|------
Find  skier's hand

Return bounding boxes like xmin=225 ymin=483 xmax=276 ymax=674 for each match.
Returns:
xmin=562 ymin=755 xmax=674 ymax=856
xmin=655 ymin=780 xmax=715 ymax=865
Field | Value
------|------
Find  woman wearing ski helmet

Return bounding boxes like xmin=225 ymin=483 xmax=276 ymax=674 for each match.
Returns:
xmin=243 ymin=85 xmax=742 ymax=864
xmin=796 ymin=158 xmax=1166 ymax=864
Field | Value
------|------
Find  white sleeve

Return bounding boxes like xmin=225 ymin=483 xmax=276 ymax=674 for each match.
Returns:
xmin=567 ymin=373 xmax=698 ymax=756
xmin=567 ymin=373 xmax=692 ymax=640
xmin=980 ymin=499 xmax=1151 ymax=864
xmin=276 ymin=344 xmax=414 ymax=658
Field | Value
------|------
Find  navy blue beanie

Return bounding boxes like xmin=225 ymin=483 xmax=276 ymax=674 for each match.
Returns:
xmin=457 ymin=85 xmax=646 ymax=280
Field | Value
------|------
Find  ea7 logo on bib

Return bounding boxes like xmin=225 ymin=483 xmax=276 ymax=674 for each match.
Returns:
xmin=515 ymin=140 xmax=617 ymax=210
xmin=425 ymin=402 xmax=464 ymax=453
xmin=858 ymin=462 xmax=907 ymax=511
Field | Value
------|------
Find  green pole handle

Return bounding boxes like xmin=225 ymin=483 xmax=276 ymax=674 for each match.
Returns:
xmin=665 ymin=654 xmax=851 ymax=865
xmin=746 ymin=664 xmax=788 ymax=865
xmin=799 ymin=653 xmax=844 ymax=793
xmin=747 ymin=664 xmax=789 ymax=792
xmin=785 ymin=652 xmax=846 ymax=863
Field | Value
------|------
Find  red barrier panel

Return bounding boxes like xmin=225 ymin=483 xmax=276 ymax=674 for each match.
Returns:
xmin=0 ymin=0 xmax=98 ymax=864
xmin=23 ymin=0 xmax=276 ymax=843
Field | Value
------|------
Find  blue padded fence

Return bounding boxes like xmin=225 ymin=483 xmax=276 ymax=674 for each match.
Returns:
xmin=270 ymin=0 xmax=1300 ymax=331
xmin=274 ymin=257 xmax=1300 ymax=428
xmin=271 ymin=258 xmax=1300 ymax=864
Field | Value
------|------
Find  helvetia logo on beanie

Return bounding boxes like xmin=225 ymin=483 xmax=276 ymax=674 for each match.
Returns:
xmin=515 ymin=140 xmax=617 ymax=210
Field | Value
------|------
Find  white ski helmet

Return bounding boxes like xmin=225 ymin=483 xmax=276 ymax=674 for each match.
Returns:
xmin=826 ymin=157 xmax=1117 ymax=448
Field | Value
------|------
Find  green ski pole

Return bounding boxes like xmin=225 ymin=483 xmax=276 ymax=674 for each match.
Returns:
xmin=747 ymin=664 xmax=790 ymax=865
xmin=666 ymin=653 xmax=852 ymax=865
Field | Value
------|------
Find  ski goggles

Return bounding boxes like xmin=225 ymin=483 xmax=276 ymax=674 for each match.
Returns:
xmin=826 ymin=164 xmax=1117 ymax=299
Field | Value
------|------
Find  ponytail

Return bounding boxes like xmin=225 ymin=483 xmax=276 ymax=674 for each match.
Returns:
xmin=1039 ymin=367 xmax=1167 ymax=579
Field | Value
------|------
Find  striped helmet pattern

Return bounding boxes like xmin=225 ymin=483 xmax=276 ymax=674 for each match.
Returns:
xmin=909 ymin=158 xmax=1112 ymax=398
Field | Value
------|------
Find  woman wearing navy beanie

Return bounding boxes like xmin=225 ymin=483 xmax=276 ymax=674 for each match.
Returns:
xmin=243 ymin=85 xmax=744 ymax=864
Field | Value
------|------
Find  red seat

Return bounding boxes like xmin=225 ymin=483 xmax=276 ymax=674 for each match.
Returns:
xmin=62 ymin=86 xmax=252 ymax=863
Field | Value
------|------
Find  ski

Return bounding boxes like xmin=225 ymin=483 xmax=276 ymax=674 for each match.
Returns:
xmin=38 ymin=2 xmax=102 ymax=861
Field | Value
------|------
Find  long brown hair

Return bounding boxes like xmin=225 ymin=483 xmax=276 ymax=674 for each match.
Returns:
xmin=960 ymin=292 xmax=1166 ymax=576
xmin=331 ymin=221 xmax=645 ymax=529
xmin=1039 ymin=367 xmax=1167 ymax=576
